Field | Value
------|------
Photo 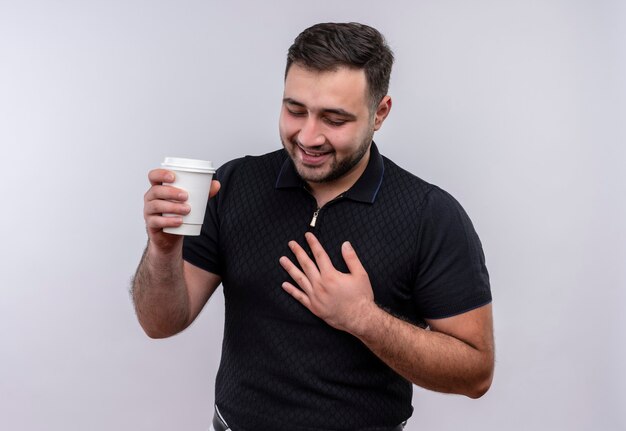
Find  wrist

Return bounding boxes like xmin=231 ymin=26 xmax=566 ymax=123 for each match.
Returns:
xmin=347 ymin=300 xmax=383 ymax=339
xmin=146 ymin=237 xmax=183 ymax=264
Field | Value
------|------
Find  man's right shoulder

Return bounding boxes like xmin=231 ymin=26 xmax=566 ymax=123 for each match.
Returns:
xmin=215 ymin=149 xmax=287 ymax=182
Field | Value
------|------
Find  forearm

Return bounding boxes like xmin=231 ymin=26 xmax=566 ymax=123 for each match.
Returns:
xmin=352 ymin=304 xmax=494 ymax=398
xmin=279 ymin=234 xmax=494 ymax=396
xmin=131 ymin=241 xmax=190 ymax=338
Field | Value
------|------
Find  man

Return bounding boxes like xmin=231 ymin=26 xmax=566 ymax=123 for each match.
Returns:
xmin=133 ymin=22 xmax=494 ymax=431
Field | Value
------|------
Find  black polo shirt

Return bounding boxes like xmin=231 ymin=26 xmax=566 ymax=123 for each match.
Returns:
xmin=183 ymin=143 xmax=491 ymax=431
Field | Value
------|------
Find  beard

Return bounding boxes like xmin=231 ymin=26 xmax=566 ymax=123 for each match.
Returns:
xmin=283 ymin=132 xmax=373 ymax=184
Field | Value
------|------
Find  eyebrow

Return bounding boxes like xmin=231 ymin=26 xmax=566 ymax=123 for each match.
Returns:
xmin=283 ymin=98 xmax=358 ymax=120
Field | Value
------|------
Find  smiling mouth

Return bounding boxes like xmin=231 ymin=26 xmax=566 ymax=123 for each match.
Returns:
xmin=295 ymin=145 xmax=333 ymax=167
xmin=302 ymin=148 xmax=329 ymax=157
xmin=297 ymin=143 xmax=332 ymax=157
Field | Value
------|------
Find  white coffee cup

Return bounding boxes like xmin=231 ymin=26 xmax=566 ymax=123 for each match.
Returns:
xmin=160 ymin=157 xmax=216 ymax=236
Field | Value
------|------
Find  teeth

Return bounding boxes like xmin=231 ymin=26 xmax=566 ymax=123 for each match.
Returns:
xmin=298 ymin=144 xmax=330 ymax=157
xmin=303 ymin=149 xmax=325 ymax=156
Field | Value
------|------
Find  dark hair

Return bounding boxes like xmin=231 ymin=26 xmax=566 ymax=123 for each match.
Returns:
xmin=286 ymin=22 xmax=394 ymax=110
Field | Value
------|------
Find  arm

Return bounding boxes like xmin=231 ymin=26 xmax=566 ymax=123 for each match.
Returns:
xmin=353 ymin=302 xmax=493 ymax=398
xmin=280 ymin=232 xmax=494 ymax=398
xmin=131 ymin=168 xmax=222 ymax=338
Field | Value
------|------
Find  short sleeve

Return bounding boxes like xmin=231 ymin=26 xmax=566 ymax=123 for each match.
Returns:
xmin=182 ymin=157 xmax=244 ymax=275
xmin=413 ymin=187 xmax=491 ymax=319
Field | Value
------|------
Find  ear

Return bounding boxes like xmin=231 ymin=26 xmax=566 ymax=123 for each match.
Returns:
xmin=373 ymin=96 xmax=392 ymax=131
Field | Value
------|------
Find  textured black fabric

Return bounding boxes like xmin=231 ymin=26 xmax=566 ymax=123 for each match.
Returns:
xmin=183 ymin=143 xmax=491 ymax=431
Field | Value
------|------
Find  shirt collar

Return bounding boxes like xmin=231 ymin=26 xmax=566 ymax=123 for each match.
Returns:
xmin=275 ymin=142 xmax=385 ymax=204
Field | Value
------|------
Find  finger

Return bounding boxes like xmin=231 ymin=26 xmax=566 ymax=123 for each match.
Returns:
xmin=281 ymin=282 xmax=312 ymax=309
xmin=146 ymin=214 xmax=184 ymax=231
xmin=341 ymin=241 xmax=366 ymax=275
xmin=288 ymin=240 xmax=320 ymax=280
xmin=209 ymin=180 xmax=221 ymax=198
xmin=145 ymin=199 xmax=191 ymax=217
xmin=148 ymin=169 xmax=175 ymax=186
xmin=145 ymin=184 xmax=188 ymax=203
xmin=304 ymin=232 xmax=334 ymax=273
xmin=279 ymin=256 xmax=313 ymax=293
xmin=144 ymin=198 xmax=189 ymax=229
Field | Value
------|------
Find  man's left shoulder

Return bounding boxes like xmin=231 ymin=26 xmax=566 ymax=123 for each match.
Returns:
xmin=379 ymin=155 xmax=435 ymax=206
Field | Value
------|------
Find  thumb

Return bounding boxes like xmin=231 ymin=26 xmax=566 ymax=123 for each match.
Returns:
xmin=209 ymin=180 xmax=221 ymax=198
xmin=341 ymin=241 xmax=365 ymax=274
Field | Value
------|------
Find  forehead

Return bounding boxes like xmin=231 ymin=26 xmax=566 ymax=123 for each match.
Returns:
xmin=283 ymin=64 xmax=369 ymax=111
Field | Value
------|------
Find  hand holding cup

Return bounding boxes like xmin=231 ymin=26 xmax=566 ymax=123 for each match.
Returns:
xmin=143 ymin=158 xmax=219 ymax=252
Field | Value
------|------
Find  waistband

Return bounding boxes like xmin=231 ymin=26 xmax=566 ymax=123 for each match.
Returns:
xmin=212 ymin=406 xmax=406 ymax=431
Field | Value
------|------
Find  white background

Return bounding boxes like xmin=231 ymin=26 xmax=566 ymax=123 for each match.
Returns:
xmin=1 ymin=1 xmax=624 ymax=430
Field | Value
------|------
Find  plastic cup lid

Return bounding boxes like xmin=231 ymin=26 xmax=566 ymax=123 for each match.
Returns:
xmin=161 ymin=157 xmax=216 ymax=173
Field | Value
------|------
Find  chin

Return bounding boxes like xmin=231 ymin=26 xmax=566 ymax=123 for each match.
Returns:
xmin=294 ymin=163 xmax=331 ymax=183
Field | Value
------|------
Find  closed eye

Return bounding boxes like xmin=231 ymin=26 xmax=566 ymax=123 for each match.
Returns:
xmin=286 ymin=108 xmax=306 ymax=117
xmin=324 ymin=117 xmax=347 ymax=127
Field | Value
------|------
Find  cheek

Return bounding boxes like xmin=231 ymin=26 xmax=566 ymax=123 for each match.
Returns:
xmin=327 ymin=128 xmax=359 ymax=151
xmin=278 ymin=114 xmax=296 ymax=138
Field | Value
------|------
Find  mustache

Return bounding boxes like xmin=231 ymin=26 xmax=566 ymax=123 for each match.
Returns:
xmin=291 ymin=137 xmax=334 ymax=153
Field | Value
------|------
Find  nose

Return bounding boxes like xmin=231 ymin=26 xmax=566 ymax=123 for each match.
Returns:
xmin=298 ymin=116 xmax=326 ymax=147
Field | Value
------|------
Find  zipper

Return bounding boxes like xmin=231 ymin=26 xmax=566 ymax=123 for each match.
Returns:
xmin=310 ymin=208 xmax=320 ymax=227
xmin=308 ymin=193 xmax=345 ymax=228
